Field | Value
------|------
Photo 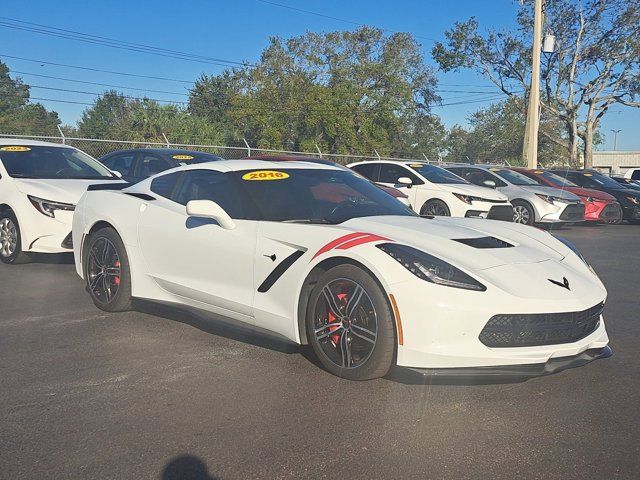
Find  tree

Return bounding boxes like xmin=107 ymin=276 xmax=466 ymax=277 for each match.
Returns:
xmin=0 ymin=60 xmax=61 ymax=135
xmin=432 ymin=0 xmax=640 ymax=167
xmin=189 ymin=27 xmax=440 ymax=156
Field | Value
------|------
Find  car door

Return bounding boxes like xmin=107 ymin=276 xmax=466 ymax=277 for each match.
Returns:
xmin=377 ymin=163 xmax=424 ymax=207
xmin=137 ymin=169 xmax=257 ymax=320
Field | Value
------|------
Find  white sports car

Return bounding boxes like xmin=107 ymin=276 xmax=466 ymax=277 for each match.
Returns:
xmin=0 ymin=139 xmax=122 ymax=264
xmin=72 ymin=160 xmax=611 ymax=380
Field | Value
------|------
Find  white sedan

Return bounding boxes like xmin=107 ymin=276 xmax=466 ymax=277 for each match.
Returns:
xmin=72 ymin=160 xmax=610 ymax=380
xmin=0 ymin=139 xmax=122 ymax=264
xmin=348 ymin=160 xmax=513 ymax=220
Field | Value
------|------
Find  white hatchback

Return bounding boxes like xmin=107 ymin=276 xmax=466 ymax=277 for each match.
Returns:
xmin=348 ymin=160 xmax=513 ymax=220
xmin=0 ymin=139 xmax=122 ymax=264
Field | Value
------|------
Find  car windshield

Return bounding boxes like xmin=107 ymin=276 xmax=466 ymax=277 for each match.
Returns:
xmin=408 ymin=163 xmax=468 ymax=184
xmin=535 ymin=170 xmax=578 ymax=187
xmin=235 ymin=168 xmax=415 ymax=224
xmin=0 ymin=145 xmax=115 ymax=179
xmin=170 ymin=152 xmax=223 ymax=165
xmin=586 ymin=171 xmax=627 ymax=189
xmin=492 ymin=168 xmax=541 ymax=186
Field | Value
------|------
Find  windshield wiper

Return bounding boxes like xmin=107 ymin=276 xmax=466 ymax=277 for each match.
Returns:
xmin=282 ymin=219 xmax=332 ymax=224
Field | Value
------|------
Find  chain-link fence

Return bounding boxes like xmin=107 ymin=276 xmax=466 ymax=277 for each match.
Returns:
xmin=0 ymin=133 xmax=451 ymax=166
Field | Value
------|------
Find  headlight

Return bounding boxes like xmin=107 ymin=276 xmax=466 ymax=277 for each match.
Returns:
xmin=453 ymin=193 xmax=474 ymax=204
xmin=535 ymin=193 xmax=565 ymax=204
xmin=28 ymin=195 xmax=75 ymax=218
xmin=377 ymin=243 xmax=486 ymax=291
xmin=555 ymin=235 xmax=588 ymax=265
xmin=625 ymin=196 xmax=640 ymax=205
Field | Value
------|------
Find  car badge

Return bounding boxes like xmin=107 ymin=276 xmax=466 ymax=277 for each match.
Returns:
xmin=548 ymin=277 xmax=571 ymax=290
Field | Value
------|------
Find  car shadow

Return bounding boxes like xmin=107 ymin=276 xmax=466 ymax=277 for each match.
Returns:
xmin=26 ymin=252 xmax=75 ymax=265
xmin=133 ymin=299 xmax=301 ymax=355
xmin=161 ymin=455 xmax=218 ymax=480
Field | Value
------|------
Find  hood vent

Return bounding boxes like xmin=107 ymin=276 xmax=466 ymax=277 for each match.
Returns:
xmin=454 ymin=236 xmax=514 ymax=249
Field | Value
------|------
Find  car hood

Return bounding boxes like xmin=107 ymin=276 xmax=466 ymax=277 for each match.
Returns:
xmin=341 ymin=215 xmax=568 ymax=271
xmin=13 ymin=178 xmax=123 ymax=204
xmin=445 ymin=183 xmax=508 ymax=201
xmin=562 ymin=186 xmax=616 ymax=201
xmin=520 ymin=185 xmax=580 ymax=201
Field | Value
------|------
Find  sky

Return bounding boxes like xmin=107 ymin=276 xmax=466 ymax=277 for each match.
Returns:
xmin=0 ymin=0 xmax=638 ymax=151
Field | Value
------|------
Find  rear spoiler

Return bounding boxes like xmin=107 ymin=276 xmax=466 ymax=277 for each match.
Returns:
xmin=87 ymin=182 xmax=131 ymax=191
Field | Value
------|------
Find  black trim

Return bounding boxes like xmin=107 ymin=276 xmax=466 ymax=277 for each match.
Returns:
xmin=61 ymin=232 xmax=73 ymax=249
xmin=87 ymin=182 xmax=130 ymax=191
xmin=454 ymin=236 xmax=514 ymax=249
xmin=406 ymin=346 xmax=612 ymax=377
xmin=124 ymin=192 xmax=156 ymax=201
xmin=257 ymin=250 xmax=305 ymax=293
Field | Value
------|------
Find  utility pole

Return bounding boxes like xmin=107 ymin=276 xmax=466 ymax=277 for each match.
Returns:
xmin=611 ymin=129 xmax=622 ymax=151
xmin=523 ymin=0 xmax=544 ymax=168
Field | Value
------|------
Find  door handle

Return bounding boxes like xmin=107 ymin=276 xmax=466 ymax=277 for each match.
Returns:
xmin=263 ymin=254 xmax=277 ymax=261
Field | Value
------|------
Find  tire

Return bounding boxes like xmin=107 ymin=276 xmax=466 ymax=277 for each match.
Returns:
xmin=512 ymin=200 xmax=535 ymax=225
xmin=83 ymin=227 xmax=132 ymax=312
xmin=420 ymin=199 xmax=451 ymax=217
xmin=306 ymin=264 xmax=396 ymax=380
xmin=0 ymin=209 xmax=31 ymax=264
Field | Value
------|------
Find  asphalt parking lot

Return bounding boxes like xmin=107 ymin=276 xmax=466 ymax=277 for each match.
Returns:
xmin=1 ymin=224 xmax=639 ymax=480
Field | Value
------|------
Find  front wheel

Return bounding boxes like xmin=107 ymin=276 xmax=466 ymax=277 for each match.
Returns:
xmin=0 ymin=210 xmax=31 ymax=264
xmin=512 ymin=200 xmax=535 ymax=225
xmin=306 ymin=264 xmax=396 ymax=380
xmin=420 ymin=199 xmax=451 ymax=217
xmin=84 ymin=227 xmax=132 ymax=312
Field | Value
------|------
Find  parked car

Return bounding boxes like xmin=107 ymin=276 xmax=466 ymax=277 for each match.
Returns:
xmin=549 ymin=169 xmax=640 ymax=224
xmin=623 ymin=168 xmax=640 ymax=181
xmin=445 ymin=165 xmax=584 ymax=226
xmin=512 ymin=168 xmax=622 ymax=224
xmin=244 ymin=155 xmax=411 ymax=207
xmin=99 ymin=148 xmax=223 ymax=183
xmin=0 ymin=139 xmax=123 ymax=264
xmin=611 ymin=176 xmax=640 ymax=191
xmin=348 ymin=160 xmax=513 ymax=221
xmin=72 ymin=159 xmax=610 ymax=380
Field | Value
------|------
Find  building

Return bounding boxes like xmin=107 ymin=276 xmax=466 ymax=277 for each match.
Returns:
xmin=593 ymin=151 xmax=640 ymax=175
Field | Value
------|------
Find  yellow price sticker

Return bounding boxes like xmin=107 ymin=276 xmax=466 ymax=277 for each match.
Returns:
xmin=0 ymin=146 xmax=31 ymax=152
xmin=534 ymin=170 xmax=544 ymax=174
xmin=583 ymin=173 xmax=593 ymax=177
xmin=409 ymin=163 xmax=425 ymax=168
xmin=172 ymin=154 xmax=194 ymax=160
xmin=242 ymin=170 xmax=290 ymax=181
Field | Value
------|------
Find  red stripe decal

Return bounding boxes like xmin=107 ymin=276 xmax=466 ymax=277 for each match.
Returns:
xmin=312 ymin=232 xmax=371 ymax=260
xmin=336 ymin=234 xmax=389 ymax=251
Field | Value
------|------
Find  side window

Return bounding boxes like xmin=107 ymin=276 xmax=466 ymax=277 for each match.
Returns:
xmin=351 ymin=163 xmax=380 ymax=181
xmin=150 ymin=172 xmax=182 ymax=199
xmin=174 ymin=170 xmax=245 ymax=219
xmin=479 ymin=170 xmax=507 ymax=187
xmin=378 ymin=164 xmax=423 ymax=185
xmin=632 ymin=170 xmax=640 ymax=180
xmin=137 ymin=154 xmax=173 ymax=178
xmin=103 ymin=153 xmax=135 ymax=175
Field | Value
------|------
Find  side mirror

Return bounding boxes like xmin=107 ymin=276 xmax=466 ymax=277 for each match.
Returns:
xmin=112 ymin=170 xmax=123 ymax=178
xmin=186 ymin=200 xmax=236 ymax=230
xmin=397 ymin=177 xmax=413 ymax=187
xmin=483 ymin=179 xmax=496 ymax=188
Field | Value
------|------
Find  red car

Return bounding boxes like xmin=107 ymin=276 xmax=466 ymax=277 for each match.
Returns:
xmin=512 ymin=168 xmax=622 ymax=223
xmin=243 ymin=155 xmax=410 ymax=206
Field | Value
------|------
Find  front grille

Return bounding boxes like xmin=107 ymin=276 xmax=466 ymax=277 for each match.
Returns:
xmin=600 ymin=203 xmax=622 ymax=220
xmin=61 ymin=232 xmax=73 ymax=249
xmin=479 ymin=302 xmax=603 ymax=348
xmin=560 ymin=203 xmax=585 ymax=221
xmin=487 ymin=205 xmax=515 ymax=222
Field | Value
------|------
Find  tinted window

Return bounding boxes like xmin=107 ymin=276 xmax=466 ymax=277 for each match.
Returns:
xmin=350 ymin=163 xmax=380 ymax=181
xmin=378 ymin=164 xmax=422 ymax=185
xmin=409 ymin=164 xmax=468 ymax=184
xmin=150 ymin=172 xmax=182 ymax=199
xmin=103 ymin=153 xmax=135 ymax=175
xmin=450 ymin=167 xmax=507 ymax=187
xmin=632 ymin=170 xmax=640 ymax=180
xmin=0 ymin=145 xmax=115 ymax=179
xmin=534 ymin=170 xmax=577 ymax=187
xmin=167 ymin=152 xmax=223 ymax=165
xmin=491 ymin=168 xmax=540 ymax=186
xmin=137 ymin=154 xmax=173 ymax=178
xmin=174 ymin=170 xmax=246 ymax=219
xmin=236 ymin=168 xmax=414 ymax=224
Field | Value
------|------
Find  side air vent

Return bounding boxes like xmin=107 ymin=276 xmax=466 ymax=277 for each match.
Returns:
xmin=454 ymin=237 xmax=514 ymax=249
xmin=124 ymin=192 xmax=156 ymax=201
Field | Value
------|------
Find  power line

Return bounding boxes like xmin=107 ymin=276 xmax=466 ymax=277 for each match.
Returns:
xmin=256 ymin=0 xmax=440 ymax=43
xmin=0 ymin=18 xmax=255 ymax=68
xmin=0 ymin=53 xmax=194 ymax=84
xmin=18 ymin=83 xmax=189 ymax=105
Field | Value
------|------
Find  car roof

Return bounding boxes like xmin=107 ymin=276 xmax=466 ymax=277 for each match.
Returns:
xmin=102 ymin=148 xmax=221 ymax=156
xmin=0 ymin=138 xmax=75 ymax=148
xmin=349 ymin=160 xmax=429 ymax=166
xmin=174 ymin=159 xmax=341 ymax=173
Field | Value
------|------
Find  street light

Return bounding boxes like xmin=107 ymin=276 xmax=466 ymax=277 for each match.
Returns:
xmin=611 ymin=129 xmax=622 ymax=151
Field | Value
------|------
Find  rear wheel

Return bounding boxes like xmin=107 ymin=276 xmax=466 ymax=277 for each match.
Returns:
xmin=306 ymin=264 xmax=395 ymax=380
xmin=0 ymin=210 xmax=31 ymax=264
xmin=420 ymin=199 xmax=450 ymax=217
xmin=84 ymin=227 xmax=132 ymax=312
xmin=512 ymin=200 xmax=535 ymax=225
